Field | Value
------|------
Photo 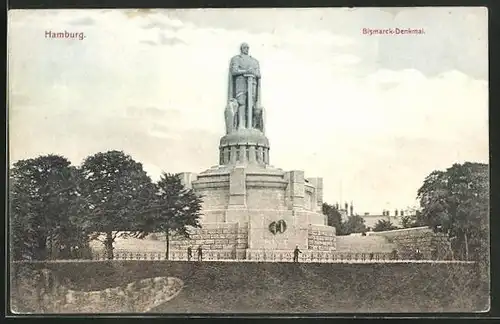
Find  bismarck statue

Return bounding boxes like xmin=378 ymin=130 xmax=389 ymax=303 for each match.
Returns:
xmin=219 ymin=42 xmax=270 ymax=167
xmin=226 ymin=43 xmax=265 ymax=134
xmin=171 ymin=40 xmax=332 ymax=262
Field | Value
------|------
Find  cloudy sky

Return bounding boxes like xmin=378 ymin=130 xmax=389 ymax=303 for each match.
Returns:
xmin=8 ymin=7 xmax=488 ymax=213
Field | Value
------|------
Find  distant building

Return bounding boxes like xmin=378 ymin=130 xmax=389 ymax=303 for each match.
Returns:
xmin=337 ymin=201 xmax=354 ymax=222
xmin=361 ymin=208 xmax=416 ymax=229
xmin=336 ymin=202 xmax=417 ymax=229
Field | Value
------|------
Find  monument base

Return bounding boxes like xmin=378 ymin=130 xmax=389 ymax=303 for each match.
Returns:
xmin=168 ymin=222 xmax=336 ymax=261
xmin=170 ymin=150 xmax=336 ymax=261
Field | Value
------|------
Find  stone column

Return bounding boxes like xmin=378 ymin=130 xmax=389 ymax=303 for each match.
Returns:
xmin=307 ymin=178 xmax=318 ymax=212
xmin=307 ymin=177 xmax=323 ymax=212
xmin=257 ymin=146 xmax=264 ymax=164
xmin=239 ymin=145 xmax=246 ymax=163
xmin=230 ymin=146 xmax=237 ymax=164
xmin=289 ymin=171 xmax=305 ymax=209
xmin=223 ymin=147 xmax=229 ymax=165
xmin=249 ymin=145 xmax=257 ymax=164
xmin=264 ymin=148 xmax=269 ymax=164
xmin=316 ymin=178 xmax=324 ymax=208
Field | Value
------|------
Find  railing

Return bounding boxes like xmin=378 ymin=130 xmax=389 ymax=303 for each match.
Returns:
xmin=86 ymin=250 xmax=405 ymax=262
xmin=170 ymin=250 xmax=237 ymax=261
xmin=91 ymin=250 xmax=166 ymax=261
xmin=90 ymin=250 xmax=238 ymax=261
xmin=49 ymin=249 xmax=455 ymax=263
xmin=246 ymin=251 xmax=395 ymax=262
xmin=15 ymin=249 xmax=472 ymax=263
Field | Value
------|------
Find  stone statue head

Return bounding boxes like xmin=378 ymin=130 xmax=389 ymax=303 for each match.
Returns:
xmin=240 ymin=42 xmax=249 ymax=55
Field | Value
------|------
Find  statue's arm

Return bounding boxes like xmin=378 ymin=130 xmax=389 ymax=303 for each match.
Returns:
xmin=254 ymin=61 xmax=261 ymax=78
xmin=230 ymin=57 xmax=247 ymax=76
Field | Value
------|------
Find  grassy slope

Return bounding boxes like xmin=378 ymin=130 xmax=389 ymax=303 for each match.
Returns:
xmin=11 ymin=261 xmax=489 ymax=313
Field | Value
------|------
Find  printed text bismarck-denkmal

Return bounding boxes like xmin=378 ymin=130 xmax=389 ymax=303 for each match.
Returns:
xmin=362 ymin=28 xmax=425 ymax=36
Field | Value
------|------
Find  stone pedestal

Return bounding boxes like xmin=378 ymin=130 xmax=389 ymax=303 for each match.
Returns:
xmin=229 ymin=167 xmax=246 ymax=206
xmin=170 ymin=163 xmax=335 ymax=260
xmin=219 ymin=129 xmax=270 ymax=167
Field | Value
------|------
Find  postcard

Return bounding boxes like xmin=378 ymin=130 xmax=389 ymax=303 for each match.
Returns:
xmin=7 ymin=7 xmax=489 ymax=314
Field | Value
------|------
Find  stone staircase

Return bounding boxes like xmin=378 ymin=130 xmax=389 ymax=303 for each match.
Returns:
xmin=335 ymin=235 xmax=396 ymax=253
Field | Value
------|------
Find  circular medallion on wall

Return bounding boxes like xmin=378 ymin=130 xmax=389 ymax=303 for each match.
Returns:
xmin=269 ymin=219 xmax=287 ymax=235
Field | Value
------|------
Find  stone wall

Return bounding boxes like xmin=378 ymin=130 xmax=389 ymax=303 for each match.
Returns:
xmin=196 ymin=188 xmax=229 ymax=214
xmin=177 ymin=167 xmax=329 ymax=254
xmin=10 ymin=268 xmax=183 ymax=313
xmin=296 ymin=210 xmax=327 ymax=226
xmin=368 ymin=227 xmax=453 ymax=260
xmin=246 ymin=187 xmax=287 ymax=210
xmin=304 ymin=190 xmax=313 ymax=210
xmin=200 ymin=209 xmax=226 ymax=223
xmin=308 ymin=224 xmax=336 ymax=251
xmin=335 ymin=235 xmax=396 ymax=253
xmin=183 ymin=168 xmax=324 ymax=216
xmin=169 ymin=222 xmax=248 ymax=260
xmin=247 ymin=210 xmax=309 ymax=250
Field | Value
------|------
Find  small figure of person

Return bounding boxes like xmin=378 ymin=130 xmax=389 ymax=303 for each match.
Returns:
xmin=187 ymin=246 xmax=193 ymax=261
xmin=293 ymin=245 xmax=302 ymax=263
xmin=197 ymin=245 xmax=203 ymax=262
xmin=414 ymin=248 xmax=423 ymax=260
xmin=391 ymin=249 xmax=399 ymax=260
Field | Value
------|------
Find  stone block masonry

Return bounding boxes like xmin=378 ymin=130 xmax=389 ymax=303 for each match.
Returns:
xmin=308 ymin=224 xmax=336 ymax=251
xmin=11 ymin=268 xmax=184 ymax=313
xmin=169 ymin=222 xmax=248 ymax=260
xmin=229 ymin=167 xmax=246 ymax=206
xmin=368 ymin=227 xmax=453 ymax=259
xmin=175 ymin=166 xmax=332 ymax=257
xmin=170 ymin=221 xmax=339 ymax=259
xmin=246 ymin=188 xmax=287 ymax=210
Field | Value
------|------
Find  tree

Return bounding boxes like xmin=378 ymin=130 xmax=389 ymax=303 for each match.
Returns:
xmin=373 ymin=219 xmax=398 ymax=232
xmin=10 ymin=155 xmax=84 ymax=260
xmin=341 ymin=215 xmax=367 ymax=235
xmin=400 ymin=210 xmax=427 ymax=229
xmin=399 ymin=206 xmax=427 ymax=229
xmin=417 ymin=162 xmax=488 ymax=261
xmin=400 ymin=215 xmax=413 ymax=229
xmin=322 ymin=203 xmax=343 ymax=232
xmin=78 ymin=151 xmax=156 ymax=260
xmin=145 ymin=173 xmax=203 ymax=260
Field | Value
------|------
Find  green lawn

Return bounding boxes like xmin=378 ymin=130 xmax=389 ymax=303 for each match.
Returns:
xmin=11 ymin=260 xmax=489 ymax=313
